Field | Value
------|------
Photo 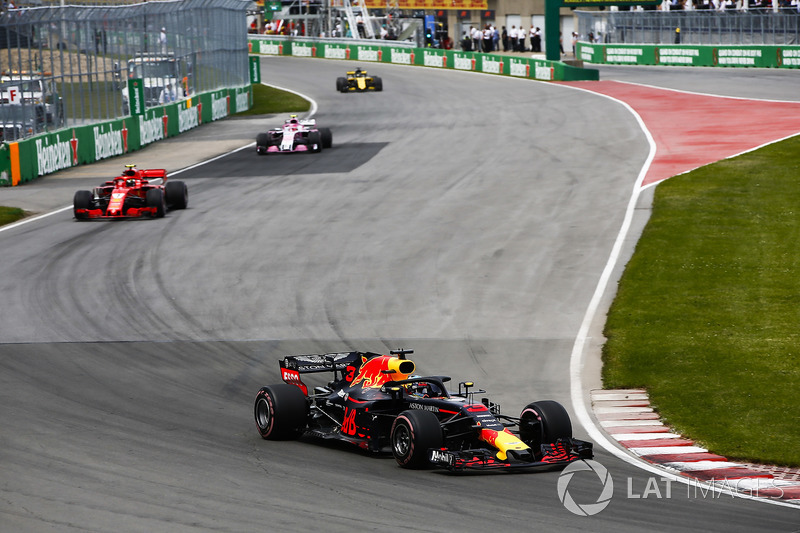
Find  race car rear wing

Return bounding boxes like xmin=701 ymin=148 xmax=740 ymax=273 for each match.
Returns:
xmin=279 ymin=351 xmax=381 ymax=395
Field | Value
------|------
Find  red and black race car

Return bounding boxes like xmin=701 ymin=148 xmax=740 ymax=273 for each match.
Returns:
xmin=73 ymin=164 xmax=188 ymax=220
xmin=254 ymin=349 xmax=593 ymax=471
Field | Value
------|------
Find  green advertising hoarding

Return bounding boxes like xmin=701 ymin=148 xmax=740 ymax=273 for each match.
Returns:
xmin=127 ymin=78 xmax=146 ymax=116
xmin=577 ymin=42 xmax=800 ymax=68
xmin=3 ymin=85 xmax=251 ymax=186
xmin=248 ymin=37 xmax=598 ymax=82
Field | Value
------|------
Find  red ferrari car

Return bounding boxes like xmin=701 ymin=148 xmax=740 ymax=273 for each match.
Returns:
xmin=73 ymin=164 xmax=188 ymax=220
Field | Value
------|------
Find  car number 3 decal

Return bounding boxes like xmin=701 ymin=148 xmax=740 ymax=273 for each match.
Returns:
xmin=342 ymin=407 xmax=357 ymax=435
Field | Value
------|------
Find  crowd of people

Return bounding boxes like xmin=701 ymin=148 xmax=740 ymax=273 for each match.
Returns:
xmin=461 ymin=24 xmax=544 ymax=54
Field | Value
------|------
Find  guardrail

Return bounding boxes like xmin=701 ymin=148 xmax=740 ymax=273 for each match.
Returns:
xmin=248 ymin=35 xmax=599 ymax=82
xmin=576 ymin=42 xmax=800 ymax=67
xmin=0 ymin=85 xmax=251 ymax=186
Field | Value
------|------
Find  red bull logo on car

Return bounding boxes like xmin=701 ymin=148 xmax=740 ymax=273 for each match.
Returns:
xmin=349 ymin=355 xmax=415 ymax=389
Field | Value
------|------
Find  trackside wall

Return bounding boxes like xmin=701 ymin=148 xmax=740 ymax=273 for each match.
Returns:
xmin=1 ymin=85 xmax=251 ymax=187
xmin=577 ymin=42 xmax=800 ymax=68
xmin=247 ymin=37 xmax=599 ymax=83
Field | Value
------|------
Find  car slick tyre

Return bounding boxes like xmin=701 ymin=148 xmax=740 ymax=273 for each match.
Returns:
xmin=165 ymin=180 xmax=188 ymax=210
xmin=145 ymin=188 xmax=166 ymax=218
xmin=373 ymin=76 xmax=383 ymax=91
xmin=73 ymin=190 xmax=92 ymax=220
xmin=254 ymin=384 xmax=309 ymax=440
xmin=319 ymin=127 xmax=332 ymax=149
xmin=391 ymin=409 xmax=443 ymax=469
xmin=256 ymin=133 xmax=270 ymax=155
xmin=519 ymin=400 xmax=572 ymax=456
xmin=336 ymin=77 xmax=346 ymax=92
xmin=308 ymin=131 xmax=322 ymax=152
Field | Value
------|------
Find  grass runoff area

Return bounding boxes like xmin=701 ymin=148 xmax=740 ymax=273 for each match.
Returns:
xmin=0 ymin=206 xmax=26 ymax=225
xmin=603 ymin=134 xmax=800 ymax=467
xmin=236 ymin=83 xmax=310 ymax=116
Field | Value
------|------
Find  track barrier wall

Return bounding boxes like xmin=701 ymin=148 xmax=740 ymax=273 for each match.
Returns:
xmin=1 ymin=85 xmax=251 ymax=186
xmin=577 ymin=42 xmax=800 ymax=68
xmin=247 ymin=36 xmax=600 ymax=84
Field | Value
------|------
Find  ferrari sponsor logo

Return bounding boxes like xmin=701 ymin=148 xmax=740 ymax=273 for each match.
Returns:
xmin=409 ymin=402 xmax=439 ymax=412
xmin=93 ymin=125 xmax=124 ymax=160
xmin=35 ymin=137 xmax=72 ymax=176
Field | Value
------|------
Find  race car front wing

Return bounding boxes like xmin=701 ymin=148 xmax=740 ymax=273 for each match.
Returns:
xmin=428 ymin=438 xmax=594 ymax=472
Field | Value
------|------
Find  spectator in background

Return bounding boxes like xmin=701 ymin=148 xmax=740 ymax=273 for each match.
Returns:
xmin=509 ymin=25 xmax=518 ymax=52
xmin=518 ymin=26 xmax=526 ymax=52
xmin=571 ymin=31 xmax=578 ymax=56
xmin=532 ymin=27 xmax=542 ymax=52
xmin=159 ymin=27 xmax=167 ymax=53
xmin=502 ymin=26 xmax=508 ymax=51
xmin=471 ymin=25 xmax=482 ymax=53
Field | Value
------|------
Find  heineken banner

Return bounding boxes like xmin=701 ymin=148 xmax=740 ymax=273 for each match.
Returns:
xmin=577 ymin=42 xmax=800 ymax=69
xmin=247 ymin=37 xmax=594 ymax=82
xmin=1 ymin=85 xmax=251 ymax=186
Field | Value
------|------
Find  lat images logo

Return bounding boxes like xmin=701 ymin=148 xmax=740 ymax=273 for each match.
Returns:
xmin=557 ymin=460 xmax=614 ymax=516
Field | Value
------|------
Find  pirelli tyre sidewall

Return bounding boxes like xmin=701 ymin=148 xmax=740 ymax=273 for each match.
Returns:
xmin=391 ymin=409 xmax=443 ymax=469
xmin=254 ymin=384 xmax=308 ymax=440
xmin=73 ymin=190 xmax=92 ymax=219
xmin=164 ymin=180 xmax=188 ymax=210
xmin=145 ymin=188 xmax=166 ymax=218
xmin=519 ymin=400 xmax=572 ymax=456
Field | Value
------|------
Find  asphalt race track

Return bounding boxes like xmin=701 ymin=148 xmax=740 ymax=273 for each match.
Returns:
xmin=1 ymin=57 xmax=798 ymax=532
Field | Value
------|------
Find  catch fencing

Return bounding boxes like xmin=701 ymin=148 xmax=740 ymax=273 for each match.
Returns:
xmin=576 ymin=8 xmax=800 ymax=46
xmin=0 ymin=0 xmax=250 ymax=142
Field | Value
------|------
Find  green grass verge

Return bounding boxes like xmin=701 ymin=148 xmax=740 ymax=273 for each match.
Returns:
xmin=236 ymin=83 xmax=310 ymax=116
xmin=603 ymin=135 xmax=800 ymax=467
xmin=0 ymin=206 xmax=26 ymax=225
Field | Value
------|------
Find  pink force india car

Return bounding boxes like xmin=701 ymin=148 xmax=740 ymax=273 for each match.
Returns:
xmin=256 ymin=115 xmax=332 ymax=155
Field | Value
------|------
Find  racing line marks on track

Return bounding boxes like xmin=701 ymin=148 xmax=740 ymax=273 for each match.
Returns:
xmin=593 ymin=390 xmax=800 ymax=505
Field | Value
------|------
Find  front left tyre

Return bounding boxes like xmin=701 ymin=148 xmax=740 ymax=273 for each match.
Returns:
xmin=319 ymin=128 xmax=332 ymax=149
xmin=519 ymin=400 xmax=572 ymax=456
xmin=256 ymin=132 xmax=269 ymax=155
xmin=254 ymin=384 xmax=309 ymax=440
xmin=145 ymin=188 xmax=166 ymax=218
xmin=165 ymin=181 xmax=188 ymax=210
xmin=73 ymin=190 xmax=92 ymax=220
xmin=391 ymin=409 xmax=443 ymax=469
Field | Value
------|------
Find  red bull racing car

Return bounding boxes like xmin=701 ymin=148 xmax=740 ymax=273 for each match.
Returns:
xmin=256 ymin=115 xmax=332 ymax=155
xmin=254 ymin=349 xmax=593 ymax=471
xmin=73 ymin=164 xmax=188 ymax=220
